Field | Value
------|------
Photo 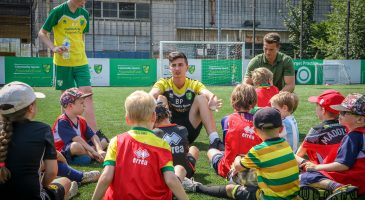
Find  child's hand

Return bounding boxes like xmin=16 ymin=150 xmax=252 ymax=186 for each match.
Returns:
xmin=301 ymin=161 xmax=317 ymax=172
xmin=98 ymin=150 xmax=106 ymax=159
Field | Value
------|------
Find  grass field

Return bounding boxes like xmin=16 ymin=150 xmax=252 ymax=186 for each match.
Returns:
xmin=33 ymin=84 xmax=364 ymax=200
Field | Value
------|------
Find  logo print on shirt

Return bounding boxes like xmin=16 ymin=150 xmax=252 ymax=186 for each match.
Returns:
xmin=163 ymin=132 xmax=182 ymax=146
xmin=244 ymin=126 xmax=255 ymax=134
xmin=186 ymin=92 xmax=192 ymax=100
xmin=134 ymin=148 xmax=150 ymax=159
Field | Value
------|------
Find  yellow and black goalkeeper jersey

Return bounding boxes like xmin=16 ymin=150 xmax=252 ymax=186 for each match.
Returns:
xmin=153 ymin=77 xmax=206 ymax=118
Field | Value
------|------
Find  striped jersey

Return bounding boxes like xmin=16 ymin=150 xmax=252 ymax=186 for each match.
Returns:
xmin=42 ymin=2 xmax=89 ymax=66
xmin=103 ymin=127 xmax=174 ymax=200
xmin=241 ymin=137 xmax=299 ymax=199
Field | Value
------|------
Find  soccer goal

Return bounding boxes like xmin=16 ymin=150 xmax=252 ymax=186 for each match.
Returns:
xmin=315 ymin=63 xmax=351 ymax=85
xmin=159 ymin=41 xmax=245 ymax=85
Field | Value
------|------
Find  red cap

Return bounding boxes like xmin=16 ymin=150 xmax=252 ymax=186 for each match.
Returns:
xmin=308 ymin=90 xmax=345 ymax=114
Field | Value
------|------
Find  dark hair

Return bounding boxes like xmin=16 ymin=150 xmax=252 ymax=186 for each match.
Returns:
xmin=263 ymin=32 xmax=281 ymax=45
xmin=168 ymin=51 xmax=188 ymax=65
xmin=0 ymin=106 xmax=29 ymax=183
xmin=155 ymin=102 xmax=171 ymax=124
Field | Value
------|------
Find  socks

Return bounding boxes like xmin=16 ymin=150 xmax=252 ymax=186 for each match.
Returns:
xmin=57 ymin=161 xmax=83 ymax=182
xmin=209 ymin=132 xmax=219 ymax=144
xmin=196 ymin=185 xmax=228 ymax=198
xmin=326 ymin=181 xmax=343 ymax=191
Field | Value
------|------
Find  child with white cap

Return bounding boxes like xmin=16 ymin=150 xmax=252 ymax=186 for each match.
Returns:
xmin=0 ymin=81 xmax=77 ymax=199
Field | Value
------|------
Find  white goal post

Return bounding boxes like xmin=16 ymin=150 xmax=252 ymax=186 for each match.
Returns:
xmin=314 ymin=63 xmax=351 ymax=85
xmin=159 ymin=41 xmax=245 ymax=83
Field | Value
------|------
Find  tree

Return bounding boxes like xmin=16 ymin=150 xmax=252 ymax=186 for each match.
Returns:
xmin=282 ymin=0 xmax=318 ymax=59
xmin=311 ymin=0 xmax=365 ymax=59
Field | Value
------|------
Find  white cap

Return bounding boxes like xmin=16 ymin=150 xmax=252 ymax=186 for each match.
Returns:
xmin=0 ymin=81 xmax=45 ymax=115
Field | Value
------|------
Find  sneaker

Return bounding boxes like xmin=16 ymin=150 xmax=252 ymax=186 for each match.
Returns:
xmin=68 ymin=181 xmax=78 ymax=199
xmin=209 ymin=138 xmax=225 ymax=151
xmin=81 ymin=170 xmax=101 ymax=184
xmin=181 ymin=177 xmax=202 ymax=192
xmin=96 ymin=129 xmax=110 ymax=143
xmin=326 ymin=185 xmax=358 ymax=200
xmin=299 ymin=186 xmax=320 ymax=200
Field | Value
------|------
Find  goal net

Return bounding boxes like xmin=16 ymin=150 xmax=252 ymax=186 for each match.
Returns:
xmin=315 ymin=63 xmax=350 ymax=85
xmin=159 ymin=41 xmax=245 ymax=85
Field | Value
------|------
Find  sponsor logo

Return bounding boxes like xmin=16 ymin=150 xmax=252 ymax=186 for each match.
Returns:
xmin=133 ymin=148 xmax=149 ymax=166
xmin=94 ymin=64 xmax=102 ymax=74
xmin=143 ymin=65 xmax=150 ymax=74
xmin=43 ymin=64 xmax=51 ymax=73
xmin=188 ymin=65 xmax=195 ymax=74
xmin=163 ymin=132 xmax=182 ymax=146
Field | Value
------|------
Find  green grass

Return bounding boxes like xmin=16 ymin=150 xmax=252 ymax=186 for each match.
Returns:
xmin=33 ymin=85 xmax=364 ymax=200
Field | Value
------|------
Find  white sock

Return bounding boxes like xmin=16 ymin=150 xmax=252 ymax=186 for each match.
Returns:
xmin=209 ymin=132 xmax=219 ymax=144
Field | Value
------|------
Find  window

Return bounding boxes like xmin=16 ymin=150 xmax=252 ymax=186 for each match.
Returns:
xmin=103 ymin=2 xmax=118 ymax=18
xmin=136 ymin=4 xmax=150 ymax=19
xmin=85 ymin=1 xmax=101 ymax=17
xmin=120 ymin=3 xmax=135 ymax=19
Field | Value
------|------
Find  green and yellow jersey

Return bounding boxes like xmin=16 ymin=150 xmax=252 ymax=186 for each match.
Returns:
xmin=153 ymin=77 xmax=206 ymax=119
xmin=42 ymin=2 xmax=89 ymax=66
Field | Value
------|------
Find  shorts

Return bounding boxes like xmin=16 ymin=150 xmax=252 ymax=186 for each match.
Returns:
xmin=211 ymin=152 xmax=224 ymax=174
xmin=185 ymin=155 xmax=197 ymax=178
xmin=41 ymin=183 xmax=65 ymax=200
xmin=233 ymin=185 xmax=258 ymax=200
xmin=172 ymin=116 xmax=203 ymax=144
xmin=55 ymin=64 xmax=91 ymax=90
xmin=300 ymin=171 xmax=329 ymax=186
xmin=61 ymin=142 xmax=92 ymax=165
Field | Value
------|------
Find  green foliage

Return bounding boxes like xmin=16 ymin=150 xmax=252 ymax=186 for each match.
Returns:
xmin=33 ymin=85 xmax=364 ymax=199
xmin=309 ymin=0 xmax=365 ymax=59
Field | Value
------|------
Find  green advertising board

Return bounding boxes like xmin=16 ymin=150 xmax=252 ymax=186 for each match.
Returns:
xmin=5 ymin=57 xmax=53 ymax=86
xmin=202 ymin=60 xmax=242 ymax=85
xmin=110 ymin=59 xmax=156 ymax=86
xmin=294 ymin=60 xmax=323 ymax=85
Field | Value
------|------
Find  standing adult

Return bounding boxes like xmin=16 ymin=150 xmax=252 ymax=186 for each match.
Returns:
xmin=149 ymin=51 xmax=224 ymax=150
xmin=244 ymin=32 xmax=295 ymax=92
xmin=38 ymin=0 xmax=100 ymax=134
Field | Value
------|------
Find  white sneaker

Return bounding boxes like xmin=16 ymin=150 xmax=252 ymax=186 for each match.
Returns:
xmin=181 ymin=177 xmax=201 ymax=192
xmin=68 ymin=181 xmax=78 ymax=199
xmin=81 ymin=170 xmax=100 ymax=184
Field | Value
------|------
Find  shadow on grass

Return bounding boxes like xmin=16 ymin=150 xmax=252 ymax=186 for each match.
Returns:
xmin=192 ymin=141 xmax=210 ymax=152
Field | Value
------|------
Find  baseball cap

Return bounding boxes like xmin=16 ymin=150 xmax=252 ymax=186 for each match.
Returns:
xmin=308 ymin=90 xmax=345 ymax=114
xmin=60 ymin=88 xmax=92 ymax=107
xmin=0 ymin=81 xmax=45 ymax=115
xmin=253 ymin=107 xmax=282 ymax=129
xmin=330 ymin=93 xmax=365 ymax=116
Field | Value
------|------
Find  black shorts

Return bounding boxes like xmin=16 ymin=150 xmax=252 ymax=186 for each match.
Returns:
xmin=185 ymin=155 xmax=197 ymax=178
xmin=172 ymin=116 xmax=203 ymax=144
xmin=233 ymin=185 xmax=258 ymax=200
xmin=42 ymin=183 xmax=65 ymax=200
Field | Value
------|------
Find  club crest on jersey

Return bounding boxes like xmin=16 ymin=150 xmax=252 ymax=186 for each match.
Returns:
xmin=163 ymin=132 xmax=182 ymax=146
xmin=133 ymin=148 xmax=149 ymax=166
xmin=186 ymin=92 xmax=192 ymax=100
xmin=80 ymin=19 xmax=85 ymax=26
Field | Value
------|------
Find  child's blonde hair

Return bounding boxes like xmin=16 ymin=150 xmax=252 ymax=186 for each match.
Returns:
xmin=231 ymin=84 xmax=257 ymax=111
xmin=251 ymin=67 xmax=273 ymax=86
xmin=125 ymin=90 xmax=156 ymax=123
xmin=270 ymin=91 xmax=299 ymax=113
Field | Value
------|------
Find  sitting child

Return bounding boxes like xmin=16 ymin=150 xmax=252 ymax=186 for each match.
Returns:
xmin=92 ymin=90 xmax=188 ymax=200
xmin=52 ymin=88 xmax=107 ymax=165
xmin=153 ymin=103 xmax=199 ymax=180
xmin=0 ymin=81 xmax=77 ymax=199
xmin=234 ymin=107 xmax=300 ymax=199
xmin=296 ymin=90 xmax=346 ymax=164
xmin=251 ymin=67 xmax=279 ymax=107
xmin=270 ymin=91 xmax=300 ymax=152
xmin=300 ymin=93 xmax=365 ymax=199
xmin=208 ymin=84 xmax=262 ymax=178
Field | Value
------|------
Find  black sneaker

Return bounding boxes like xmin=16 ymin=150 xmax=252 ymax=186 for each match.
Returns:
xmin=299 ymin=186 xmax=320 ymax=200
xmin=209 ymin=138 xmax=225 ymax=151
xmin=326 ymin=185 xmax=358 ymax=200
xmin=96 ymin=129 xmax=109 ymax=143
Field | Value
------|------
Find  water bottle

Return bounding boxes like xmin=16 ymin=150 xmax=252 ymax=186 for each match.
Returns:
xmin=62 ymin=36 xmax=71 ymax=60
